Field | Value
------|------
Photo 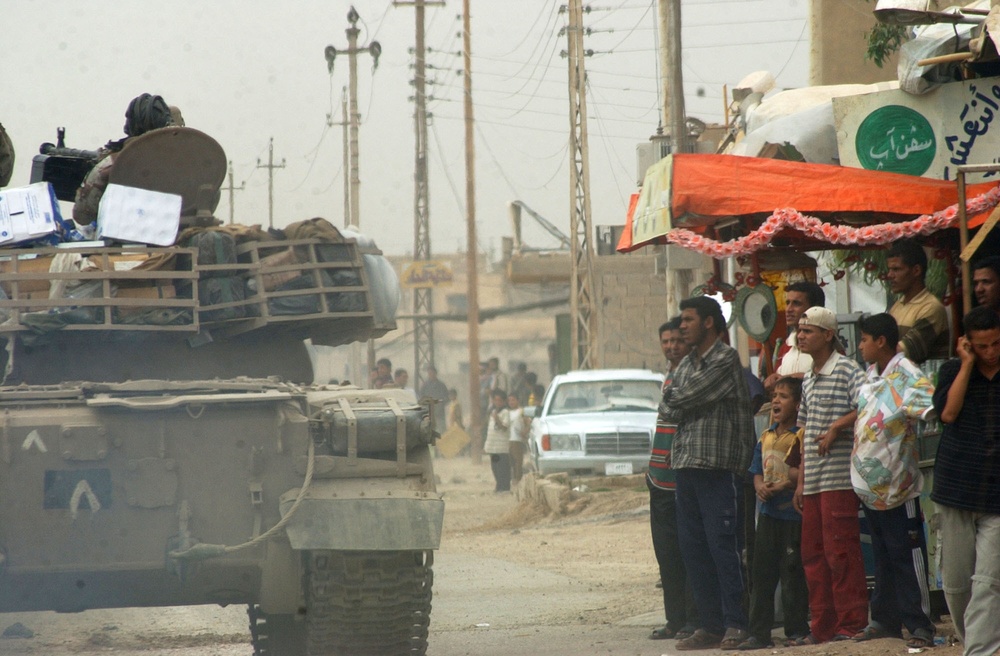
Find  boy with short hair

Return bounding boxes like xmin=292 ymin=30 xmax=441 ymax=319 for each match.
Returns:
xmin=737 ymin=377 xmax=810 ymax=650
xmin=851 ymin=313 xmax=936 ymax=648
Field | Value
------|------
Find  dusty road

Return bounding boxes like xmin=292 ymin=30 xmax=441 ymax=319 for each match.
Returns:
xmin=0 ymin=455 xmax=960 ymax=656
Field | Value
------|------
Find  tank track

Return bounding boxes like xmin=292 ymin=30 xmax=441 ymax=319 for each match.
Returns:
xmin=308 ymin=550 xmax=433 ymax=656
xmin=248 ymin=605 xmax=306 ymax=656
xmin=248 ymin=550 xmax=434 ymax=656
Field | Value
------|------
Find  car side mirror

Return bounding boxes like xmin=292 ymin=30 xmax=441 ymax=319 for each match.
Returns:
xmin=523 ymin=406 xmax=537 ymax=419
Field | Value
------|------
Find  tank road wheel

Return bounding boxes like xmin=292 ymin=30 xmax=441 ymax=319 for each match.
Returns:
xmin=248 ymin=605 xmax=306 ymax=656
xmin=307 ymin=550 xmax=434 ymax=656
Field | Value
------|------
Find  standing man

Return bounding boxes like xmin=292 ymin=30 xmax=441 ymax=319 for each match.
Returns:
xmin=886 ymin=238 xmax=950 ymax=364
xmin=662 ymin=296 xmax=755 ymax=651
xmin=932 ymin=306 xmax=1000 ymax=656
xmin=419 ymin=365 xmax=450 ymax=430
xmin=791 ymin=307 xmax=868 ymax=644
xmin=371 ymin=358 xmax=394 ymax=389
xmin=851 ymin=313 xmax=937 ymax=648
xmin=972 ymin=256 xmax=1000 ymax=316
xmin=764 ymin=281 xmax=825 ymax=393
xmin=648 ymin=317 xmax=699 ymax=642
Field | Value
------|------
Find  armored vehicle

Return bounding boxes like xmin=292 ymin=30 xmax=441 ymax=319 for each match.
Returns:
xmin=0 ymin=125 xmax=443 ymax=655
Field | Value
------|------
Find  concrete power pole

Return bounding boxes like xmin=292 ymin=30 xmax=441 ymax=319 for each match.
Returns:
xmin=566 ymin=0 xmax=598 ymax=370
xmin=222 ymin=160 xmax=245 ymax=225
xmin=397 ymin=0 xmax=444 ymax=394
xmin=255 ymin=137 xmax=285 ymax=229
xmin=325 ymin=6 xmax=381 ymax=230
xmin=463 ymin=0 xmax=483 ymax=463
xmin=325 ymin=87 xmax=351 ymax=228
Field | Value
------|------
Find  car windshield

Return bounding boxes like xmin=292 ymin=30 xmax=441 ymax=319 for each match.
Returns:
xmin=547 ymin=380 xmax=661 ymax=415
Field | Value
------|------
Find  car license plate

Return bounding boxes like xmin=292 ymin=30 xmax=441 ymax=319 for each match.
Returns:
xmin=605 ymin=462 xmax=633 ymax=476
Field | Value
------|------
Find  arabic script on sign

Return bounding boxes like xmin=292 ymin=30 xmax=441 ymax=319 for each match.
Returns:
xmin=856 ymin=105 xmax=936 ymax=176
xmin=401 ymin=261 xmax=454 ymax=289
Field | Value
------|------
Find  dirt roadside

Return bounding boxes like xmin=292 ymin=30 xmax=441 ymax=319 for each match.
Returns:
xmin=0 ymin=454 xmax=961 ymax=656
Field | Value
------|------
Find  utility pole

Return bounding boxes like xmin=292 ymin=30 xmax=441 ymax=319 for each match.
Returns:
xmin=463 ymin=0 xmax=483 ymax=463
xmin=396 ymin=0 xmax=444 ymax=394
xmin=665 ymin=0 xmax=686 ymax=155
xmin=255 ymin=137 xmax=285 ymax=229
xmin=656 ymin=0 xmax=687 ymax=314
xmin=325 ymin=6 xmax=381 ymax=229
xmin=325 ymin=87 xmax=351 ymax=227
xmin=566 ymin=0 xmax=598 ymax=370
xmin=326 ymin=7 xmax=382 ymax=387
xmin=222 ymin=160 xmax=245 ymax=225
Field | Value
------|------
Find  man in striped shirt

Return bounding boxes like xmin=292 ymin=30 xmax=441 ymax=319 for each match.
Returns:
xmin=648 ymin=317 xmax=698 ymax=641
xmin=791 ymin=306 xmax=868 ymax=645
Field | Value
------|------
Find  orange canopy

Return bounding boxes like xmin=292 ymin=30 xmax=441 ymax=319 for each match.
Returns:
xmin=618 ymin=154 xmax=996 ymax=253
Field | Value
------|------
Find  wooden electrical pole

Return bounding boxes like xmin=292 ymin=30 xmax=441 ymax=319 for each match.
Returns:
xmin=566 ymin=0 xmax=598 ymax=370
xmin=222 ymin=160 xmax=245 ymax=225
xmin=255 ymin=137 xmax=285 ymax=229
xmin=665 ymin=0 xmax=686 ymax=154
xmin=463 ymin=0 xmax=483 ymax=463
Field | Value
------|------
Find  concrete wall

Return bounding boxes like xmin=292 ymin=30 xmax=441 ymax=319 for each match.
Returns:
xmin=810 ymin=0 xmax=901 ymax=86
xmin=593 ymin=253 xmax=671 ymax=372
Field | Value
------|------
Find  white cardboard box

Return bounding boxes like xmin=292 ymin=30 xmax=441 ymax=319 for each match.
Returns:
xmin=96 ymin=184 xmax=181 ymax=247
xmin=0 ymin=182 xmax=61 ymax=245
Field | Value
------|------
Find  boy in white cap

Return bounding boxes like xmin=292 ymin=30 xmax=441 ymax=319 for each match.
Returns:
xmin=790 ymin=307 xmax=868 ymax=645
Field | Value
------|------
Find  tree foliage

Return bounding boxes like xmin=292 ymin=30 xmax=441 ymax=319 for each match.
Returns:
xmin=865 ymin=21 xmax=908 ymax=68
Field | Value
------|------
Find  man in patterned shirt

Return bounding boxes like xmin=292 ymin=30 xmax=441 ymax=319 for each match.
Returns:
xmin=662 ymin=296 xmax=755 ymax=651
xmin=791 ymin=306 xmax=868 ymax=645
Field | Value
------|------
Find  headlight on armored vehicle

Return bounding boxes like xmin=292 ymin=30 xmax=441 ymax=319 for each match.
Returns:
xmin=541 ymin=433 xmax=581 ymax=451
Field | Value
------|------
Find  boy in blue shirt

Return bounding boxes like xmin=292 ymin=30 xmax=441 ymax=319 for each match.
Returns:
xmin=737 ymin=377 xmax=810 ymax=650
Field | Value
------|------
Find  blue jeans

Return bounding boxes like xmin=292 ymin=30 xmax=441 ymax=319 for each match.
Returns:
xmin=675 ymin=468 xmax=748 ymax=635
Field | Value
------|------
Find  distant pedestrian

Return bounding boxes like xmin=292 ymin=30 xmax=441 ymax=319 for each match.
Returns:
xmin=419 ymin=365 xmax=450 ymax=430
xmin=446 ymin=388 xmax=464 ymax=430
xmin=372 ymin=358 xmax=393 ymax=389
xmin=483 ymin=389 xmax=511 ymax=492
xmin=508 ymin=393 xmax=528 ymax=484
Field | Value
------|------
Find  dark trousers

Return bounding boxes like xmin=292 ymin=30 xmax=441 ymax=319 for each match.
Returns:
xmin=863 ymin=498 xmax=935 ymax=636
xmin=489 ymin=453 xmax=511 ymax=492
xmin=676 ymin=468 xmax=749 ymax=635
xmin=648 ymin=481 xmax=699 ymax=631
xmin=748 ymin=513 xmax=810 ymax=643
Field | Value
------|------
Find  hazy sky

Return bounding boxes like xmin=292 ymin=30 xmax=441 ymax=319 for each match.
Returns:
xmin=3 ymin=0 xmax=808 ymax=257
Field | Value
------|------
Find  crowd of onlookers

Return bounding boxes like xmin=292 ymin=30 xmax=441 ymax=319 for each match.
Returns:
xmin=646 ymin=239 xmax=1000 ymax=656
xmin=479 ymin=358 xmax=547 ymax=493
xmin=369 ymin=353 xmax=548 ymax=493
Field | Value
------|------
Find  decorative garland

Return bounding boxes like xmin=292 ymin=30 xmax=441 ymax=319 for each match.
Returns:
xmin=665 ymin=185 xmax=1000 ymax=258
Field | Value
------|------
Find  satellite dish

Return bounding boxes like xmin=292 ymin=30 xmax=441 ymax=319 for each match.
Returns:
xmin=735 ymin=284 xmax=778 ymax=342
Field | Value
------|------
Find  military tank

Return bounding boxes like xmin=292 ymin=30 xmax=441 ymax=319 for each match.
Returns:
xmin=0 ymin=124 xmax=443 ymax=655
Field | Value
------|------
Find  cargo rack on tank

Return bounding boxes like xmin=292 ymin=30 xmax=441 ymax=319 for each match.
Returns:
xmin=0 ymin=238 xmax=388 ymax=344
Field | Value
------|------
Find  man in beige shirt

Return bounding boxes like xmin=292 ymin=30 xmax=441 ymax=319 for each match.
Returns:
xmin=886 ymin=239 xmax=949 ymax=364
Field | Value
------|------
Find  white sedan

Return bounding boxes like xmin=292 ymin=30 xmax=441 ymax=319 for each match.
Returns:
xmin=527 ymin=369 xmax=664 ymax=476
